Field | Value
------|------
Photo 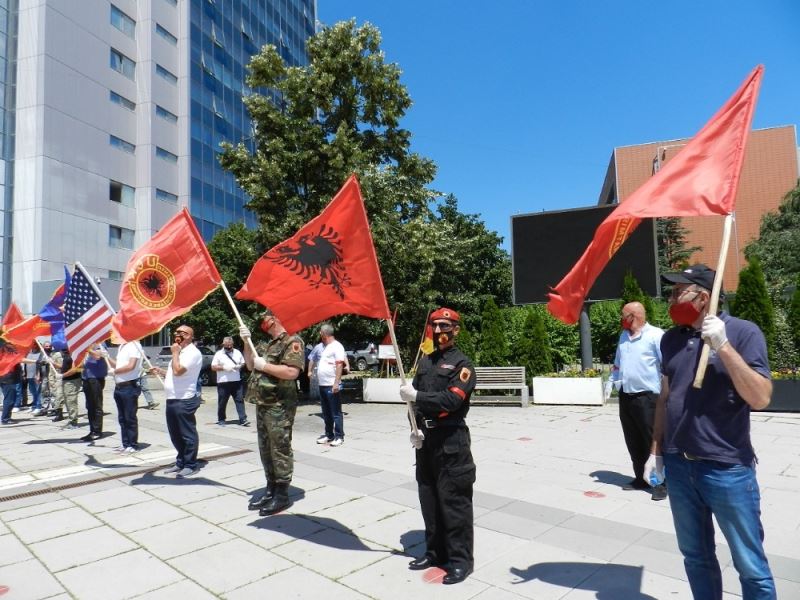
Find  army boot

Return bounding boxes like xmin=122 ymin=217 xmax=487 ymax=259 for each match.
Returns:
xmin=51 ymin=409 xmax=64 ymax=422
xmin=259 ymin=483 xmax=291 ymax=516
xmin=248 ymin=480 xmax=275 ymax=511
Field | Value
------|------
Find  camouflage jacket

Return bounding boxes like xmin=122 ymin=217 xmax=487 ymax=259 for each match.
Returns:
xmin=244 ymin=332 xmax=305 ymax=405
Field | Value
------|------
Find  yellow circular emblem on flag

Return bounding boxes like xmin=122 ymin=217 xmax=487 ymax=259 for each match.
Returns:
xmin=128 ymin=254 xmax=177 ymax=309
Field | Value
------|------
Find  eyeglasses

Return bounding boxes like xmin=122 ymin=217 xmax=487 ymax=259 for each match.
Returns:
xmin=621 ymin=313 xmax=634 ymax=320
xmin=431 ymin=321 xmax=454 ymax=332
xmin=669 ymin=287 xmax=699 ymax=301
xmin=175 ymin=329 xmax=191 ymax=336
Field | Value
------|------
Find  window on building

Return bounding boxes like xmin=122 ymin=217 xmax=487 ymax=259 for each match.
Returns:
xmin=155 ymin=23 xmax=177 ymax=45
xmin=109 ymin=90 xmax=135 ymax=111
xmin=109 ymin=180 xmax=135 ymax=207
xmin=155 ymin=105 xmax=178 ymax=123
xmin=110 ymin=5 xmax=135 ymax=38
xmin=109 ymin=225 xmax=135 ymax=249
xmin=156 ymin=147 xmax=178 ymax=163
xmin=155 ymin=64 xmax=177 ymax=84
xmin=110 ymin=48 xmax=135 ymax=79
xmin=211 ymin=22 xmax=224 ymax=47
xmin=156 ymin=188 xmax=178 ymax=203
xmin=108 ymin=270 xmax=125 ymax=282
xmin=162 ymin=0 xmax=177 ymax=6
xmin=110 ymin=135 xmax=135 ymax=154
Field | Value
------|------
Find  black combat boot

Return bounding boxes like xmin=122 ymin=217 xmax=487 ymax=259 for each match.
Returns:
xmin=259 ymin=482 xmax=291 ymax=516
xmin=51 ymin=409 xmax=64 ymax=422
xmin=248 ymin=480 xmax=275 ymax=511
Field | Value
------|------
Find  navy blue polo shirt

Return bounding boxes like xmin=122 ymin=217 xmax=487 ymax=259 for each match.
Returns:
xmin=660 ymin=312 xmax=770 ymax=465
xmin=82 ymin=354 xmax=109 ymax=380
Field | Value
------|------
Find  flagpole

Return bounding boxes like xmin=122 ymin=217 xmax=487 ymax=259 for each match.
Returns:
xmin=693 ymin=213 xmax=734 ymax=388
xmin=385 ymin=318 xmax=421 ymax=438
xmin=410 ymin=309 xmax=432 ymax=374
xmin=218 ymin=280 xmax=259 ymax=356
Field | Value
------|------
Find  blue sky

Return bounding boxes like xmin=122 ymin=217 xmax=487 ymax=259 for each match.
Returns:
xmin=318 ymin=1 xmax=800 ymax=248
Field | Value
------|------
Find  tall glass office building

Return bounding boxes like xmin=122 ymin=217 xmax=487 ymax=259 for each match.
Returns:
xmin=1 ymin=0 xmax=316 ymax=314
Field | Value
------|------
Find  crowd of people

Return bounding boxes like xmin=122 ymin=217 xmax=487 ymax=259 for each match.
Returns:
xmin=0 ymin=262 xmax=781 ymax=595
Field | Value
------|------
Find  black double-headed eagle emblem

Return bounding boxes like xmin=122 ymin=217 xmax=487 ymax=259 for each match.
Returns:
xmin=268 ymin=225 xmax=350 ymax=299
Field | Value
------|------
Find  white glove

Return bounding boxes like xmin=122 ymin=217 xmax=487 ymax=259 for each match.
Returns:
xmin=253 ymin=356 xmax=267 ymax=372
xmin=410 ymin=430 xmax=424 ymax=449
xmin=234 ymin=363 xmax=243 ymax=370
xmin=399 ymin=384 xmax=417 ymax=403
xmin=108 ymin=368 xmax=115 ymax=376
xmin=99 ymin=348 xmax=109 ymax=357
xmin=239 ymin=325 xmax=251 ymax=340
xmin=643 ymin=454 xmax=665 ymax=486
xmin=55 ymin=373 xmax=63 ymax=380
xmin=603 ymin=380 xmax=613 ymax=401
xmin=701 ymin=315 xmax=728 ymax=351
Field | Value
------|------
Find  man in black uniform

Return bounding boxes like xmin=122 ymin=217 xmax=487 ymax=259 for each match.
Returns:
xmin=400 ymin=307 xmax=476 ymax=585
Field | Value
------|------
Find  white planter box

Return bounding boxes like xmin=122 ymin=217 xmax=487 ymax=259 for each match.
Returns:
xmin=362 ymin=378 xmax=403 ymax=403
xmin=532 ymin=377 xmax=604 ymax=406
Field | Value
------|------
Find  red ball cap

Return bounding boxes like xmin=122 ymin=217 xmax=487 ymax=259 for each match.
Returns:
xmin=429 ymin=307 xmax=460 ymax=323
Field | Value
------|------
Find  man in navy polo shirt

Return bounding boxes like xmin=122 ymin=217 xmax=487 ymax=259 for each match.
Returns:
xmin=646 ymin=264 xmax=775 ymax=599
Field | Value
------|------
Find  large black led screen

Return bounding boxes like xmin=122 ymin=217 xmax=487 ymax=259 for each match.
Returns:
xmin=512 ymin=205 xmax=659 ymax=304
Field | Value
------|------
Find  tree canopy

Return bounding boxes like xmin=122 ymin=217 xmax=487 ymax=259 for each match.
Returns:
xmin=215 ymin=20 xmax=510 ymax=355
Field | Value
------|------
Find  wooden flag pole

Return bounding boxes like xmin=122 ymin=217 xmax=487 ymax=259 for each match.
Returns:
xmin=385 ymin=317 xmax=421 ymax=438
xmin=219 ymin=280 xmax=259 ymax=357
xmin=693 ymin=213 xmax=734 ymax=388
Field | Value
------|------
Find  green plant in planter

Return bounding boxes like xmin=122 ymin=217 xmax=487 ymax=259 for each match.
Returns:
xmin=542 ymin=368 xmax=601 ymax=378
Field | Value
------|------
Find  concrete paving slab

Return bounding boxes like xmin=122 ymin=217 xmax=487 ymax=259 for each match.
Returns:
xmin=225 ymin=564 xmax=371 ymax=600
xmin=69 ymin=482 xmax=153 ymax=513
xmin=7 ymin=506 xmax=102 ymax=544
xmin=128 ymin=515 xmax=235 ymax=559
xmin=130 ymin=579 xmax=219 ymax=600
xmin=29 ymin=525 xmax=137 ymax=572
xmin=0 ymin=557 xmax=66 ymax=599
xmin=97 ymin=498 xmax=189 ymax=533
xmin=167 ymin=538 xmax=293 ymax=594
xmin=220 ymin=512 xmax=327 ymax=550
xmin=0 ymin=532 xmax=34 ymax=566
xmin=55 ymin=549 xmax=183 ymax=600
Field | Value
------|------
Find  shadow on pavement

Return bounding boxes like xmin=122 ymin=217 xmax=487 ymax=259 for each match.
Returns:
xmin=399 ymin=529 xmax=425 ymax=555
xmin=589 ymin=470 xmax=634 ymax=488
xmin=253 ymin=513 xmax=390 ymax=553
xmin=510 ymin=563 xmax=658 ymax=600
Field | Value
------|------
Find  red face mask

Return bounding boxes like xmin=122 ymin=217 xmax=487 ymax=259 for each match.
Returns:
xmin=260 ymin=318 xmax=274 ymax=335
xmin=620 ymin=317 xmax=633 ymax=331
xmin=669 ymin=300 xmax=701 ymax=326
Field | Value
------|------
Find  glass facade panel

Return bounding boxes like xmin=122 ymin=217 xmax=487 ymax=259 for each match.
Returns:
xmin=156 ymin=188 xmax=178 ymax=203
xmin=155 ymin=105 xmax=177 ymax=123
xmin=109 ymin=180 xmax=135 ymax=207
xmin=188 ymin=0 xmax=315 ymax=239
xmin=156 ymin=146 xmax=178 ymax=162
xmin=110 ymin=90 xmax=135 ymax=111
xmin=109 ymin=225 xmax=134 ymax=249
xmin=110 ymin=5 xmax=136 ymax=38
xmin=110 ymin=48 xmax=135 ymax=79
xmin=155 ymin=64 xmax=177 ymax=84
xmin=155 ymin=23 xmax=177 ymax=45
xmin=110 ymin=135 xmax=135 ymax=153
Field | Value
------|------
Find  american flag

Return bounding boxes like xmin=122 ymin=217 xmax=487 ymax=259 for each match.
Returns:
xmin=64 ymin=265 xmax=113 ymax=365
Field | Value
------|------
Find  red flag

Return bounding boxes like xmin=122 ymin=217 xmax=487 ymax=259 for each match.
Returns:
xmin=112 ymin=208 xmax=221 ymax=342
xmin=2 ymin=314 xmax=50 ymax=348
xmin=547 ymin=65 xmax=763 ymax=324
xmin=0 ymin=338 xmax=25 ymax=377
xmin=237 ymin=175 xmax=391 ymax=333
xmin=2 ymin=303 xmax=24 ymax=328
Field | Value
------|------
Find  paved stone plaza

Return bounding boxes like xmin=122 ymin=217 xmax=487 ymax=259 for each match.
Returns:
xmin=0 ymin=386 xmax=798 ymax=599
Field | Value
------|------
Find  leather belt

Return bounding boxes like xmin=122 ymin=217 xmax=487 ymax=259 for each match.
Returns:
xmin=683 ymin=452 xmax=702 ymax=461
xmin=116 ymin=380 xmax=139 ymax=388
xmin=423 ymin=418 xmax=464 ymax=429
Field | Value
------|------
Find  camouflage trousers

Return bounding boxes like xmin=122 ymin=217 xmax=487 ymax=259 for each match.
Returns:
xmin=45 ymin=371 xmax=63 ymax=409
xmin=256 ymin=398 xmax=297 ymax=485
xmin=54 ymin=379 xmax=82 ymax=422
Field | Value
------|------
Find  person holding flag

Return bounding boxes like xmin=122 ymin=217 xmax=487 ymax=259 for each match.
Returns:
xmin=399 ymin=308 xmax=477 ymax=585
xmin=240 ymin=309 xmax=305 ymax=516
xmin=645 ymin=264 xmax=776 ymax=599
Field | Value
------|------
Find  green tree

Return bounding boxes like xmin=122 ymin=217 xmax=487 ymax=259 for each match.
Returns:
xmin=788 ymin=273 xmax=800 ymax=359
xmin=773 ymin=307 xmax=799 ymax=370
xmin=620 ymin=270 xmax=654 ymax=321
xmin=657 ymin=217 xmax=701 ymax=283
xmin=744 ymin=181 xmax=800 ymax=296
xmin=731 ymin=257 xmax=776 ymax=360
xmin=217 ymin=20 xmax=510 ymax=359
xmin=543 ymin=310 xmax=579 ymax=370
xmin=456 ymin=324 xmax=477 ymax=363
xmin=478 ymin=297 xmax=509 ymax=366
xmin=589 ymin=300 xmax=623 ymax=363
xmin=517 ymin=306 xmax=553 ymax=379
xmin=182 ymin=223 xmax=261 ymax=346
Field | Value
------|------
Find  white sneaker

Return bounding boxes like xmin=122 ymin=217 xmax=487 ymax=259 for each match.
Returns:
xmin=330 ymin=438 xmax=344 ymax=447
xmin=113 ymin=446 xmax=126 ymax=453
xmin=124 ymin=447 xmax=139 ymax=453
xmin=316 ymin=435 xmax=331 ymax=444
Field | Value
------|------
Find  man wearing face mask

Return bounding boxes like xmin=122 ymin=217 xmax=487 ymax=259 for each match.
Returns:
xmin=212 ymin=336 xmax=248 ymax=426
xmin=240 ymin=308 xmax=304 ymax=516
xmin=645 ymin=264 xmax=776 ymax=599
xmin=609 ymin=302 xmax=666 ymax=500
xmin=399 ymin=308 xmax=476 ymax=585
xmin=149 ymin=325 xmax=204 ymax=478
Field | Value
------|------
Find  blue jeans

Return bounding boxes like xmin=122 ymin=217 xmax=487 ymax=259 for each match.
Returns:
xmin=663 ymin=453 xmax=776 ymax=600
xmin=28 ymin=379 xmax=42 ymax=410
xmin=318 ymin=385 xmax=344 ymax=440
xmin=166 ymin=396 xmax=201 ymax=469
xmin=1 ymin=383 xmax=17 ymax=422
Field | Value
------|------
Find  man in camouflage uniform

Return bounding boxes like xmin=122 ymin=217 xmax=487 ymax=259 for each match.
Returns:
xmin=400 ymin=307 xmax=477 ymax=585
xmin=240 ymin=308 xmax=304 ymax=516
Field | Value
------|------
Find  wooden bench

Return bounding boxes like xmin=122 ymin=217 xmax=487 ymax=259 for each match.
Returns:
xmin=474 ymin=367 xmax=528 ymax=407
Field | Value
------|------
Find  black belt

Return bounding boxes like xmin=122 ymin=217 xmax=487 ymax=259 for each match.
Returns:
xmin=422 ymin=418 xmax=464 ymax=429
xmin=116 ymin=380 xmax=139 ymax=388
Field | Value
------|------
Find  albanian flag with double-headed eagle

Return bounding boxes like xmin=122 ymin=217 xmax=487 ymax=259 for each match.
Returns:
xmin=112 ymin=208 xmax=221 ymax=342
xmin=547 ymin=65 xmax=763 ymax=324
xmin=236 ymin=174 xmax=391 ymax=334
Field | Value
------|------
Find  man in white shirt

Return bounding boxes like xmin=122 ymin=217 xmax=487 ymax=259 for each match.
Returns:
xmin=150 ymin=324 xmax=203 ymax=477
xmin=315 ymin=323 xmax=347 ymax=447
xmin=212 ymin=336 xmax=248 ymax=426
xmin=107 ymin=340 xmax=144 ymax=451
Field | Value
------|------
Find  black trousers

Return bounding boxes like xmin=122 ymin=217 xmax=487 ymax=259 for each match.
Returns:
xmin=619 ymin=389 xmax=658 ymax=481
xmin=83 ymin=378 xmax=105 ymax=435
xmin=217 ymin=381 xmax=246 ymax=423
xmin=415 ymin=426 xmax=476 ymax=571
xmin=166 ymin=397 xmax=201 ymax=469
